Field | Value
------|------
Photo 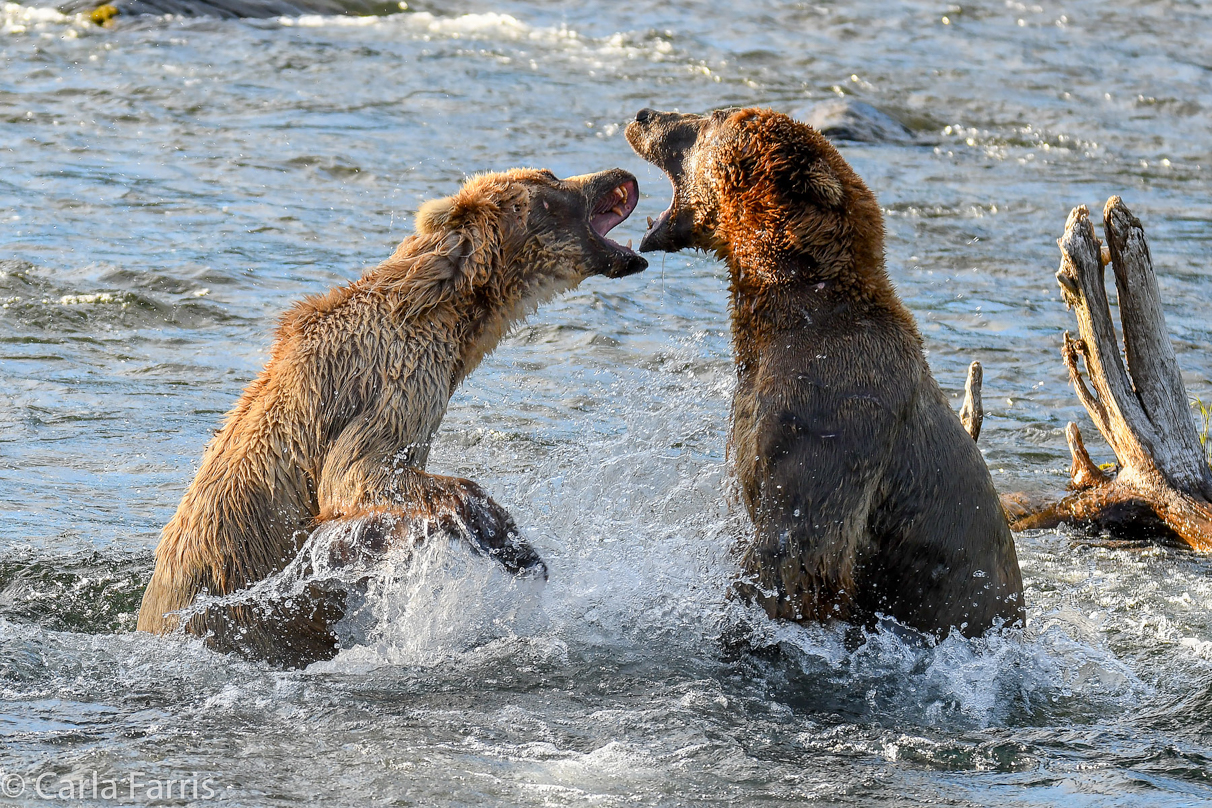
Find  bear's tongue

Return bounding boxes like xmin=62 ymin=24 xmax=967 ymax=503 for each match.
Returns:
xmin=590 ymin=179 xmax=639 ymax=245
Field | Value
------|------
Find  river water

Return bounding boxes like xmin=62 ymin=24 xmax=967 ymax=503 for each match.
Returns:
xmin=2 ymin=0 xmax=1211 ymax=805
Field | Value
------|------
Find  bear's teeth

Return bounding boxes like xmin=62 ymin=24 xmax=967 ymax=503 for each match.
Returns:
xmin=612 ymin=204 xmax=625 ymax=217
xmin=626 ymin=239 xmax=632 ymax=249
xmin=647 ymin=216 xmax=654 ymax=228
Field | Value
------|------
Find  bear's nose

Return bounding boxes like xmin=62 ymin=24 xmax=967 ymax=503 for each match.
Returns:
xmin=635 ymin=108 xmax=655 ymax=124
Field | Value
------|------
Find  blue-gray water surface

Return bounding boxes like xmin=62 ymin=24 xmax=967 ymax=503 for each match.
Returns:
xmin=2 ymin=1 xmax=1212 ymax=805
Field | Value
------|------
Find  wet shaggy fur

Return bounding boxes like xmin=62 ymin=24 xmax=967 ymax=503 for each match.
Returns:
xmin=626 ymin=108 xmax=1024 ymax=636
xmin=136 ymin=168 xmax=646 ymax=667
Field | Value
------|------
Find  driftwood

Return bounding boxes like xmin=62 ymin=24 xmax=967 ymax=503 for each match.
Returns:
xmin=1000 ymin=197 xmax=1212 ymax=550
xmin=960 ymin=361 xmax=984 ymax=441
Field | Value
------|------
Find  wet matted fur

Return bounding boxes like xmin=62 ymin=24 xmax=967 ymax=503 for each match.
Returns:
xmin=137 ymin=168 xmax=646 ymax=667
xmin=627 ymin=108 xmax=1023 ymax=636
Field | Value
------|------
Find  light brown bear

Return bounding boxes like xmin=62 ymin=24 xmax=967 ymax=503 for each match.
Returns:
xmin=626 ymin=108 xmax=1023 ymax=637
xmin=136 ymin=168 xmax=646 ymax=667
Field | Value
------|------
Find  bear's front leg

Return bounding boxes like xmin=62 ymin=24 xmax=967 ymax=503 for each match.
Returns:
xmin=316 ymin=463 xmax=547 ymax=580
xmin=434 ymin=476 xmax=548 ymax=579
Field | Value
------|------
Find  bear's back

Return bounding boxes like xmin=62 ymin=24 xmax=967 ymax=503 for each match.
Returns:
xmin=860 ymin=369 xmax=1024 ymax=634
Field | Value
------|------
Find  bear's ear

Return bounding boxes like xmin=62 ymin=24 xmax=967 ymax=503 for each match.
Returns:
xmin=758 ymin=121 xmax=844 ymax=210
xmin=795 ymin=159 xmax=845 ymax=209
xmin=415 ymin=195 xmax=458 ymax=235
xmin=776 ymin=136 xmax=844 ymax=210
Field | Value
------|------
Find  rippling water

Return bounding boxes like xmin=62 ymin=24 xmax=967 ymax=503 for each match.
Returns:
xmin=2 ymin=1 xmax=1212 ymax=805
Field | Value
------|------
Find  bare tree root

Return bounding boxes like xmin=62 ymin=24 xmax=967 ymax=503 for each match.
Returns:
xmin=1001 ymin=198 xmax=1212 ymax=550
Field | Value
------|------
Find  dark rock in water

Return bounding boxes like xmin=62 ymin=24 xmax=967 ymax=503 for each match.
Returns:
xmin=793 ymin=99 xmax=914 ymax=144
xmin=57 ymin=0 xmax=399 ymax=18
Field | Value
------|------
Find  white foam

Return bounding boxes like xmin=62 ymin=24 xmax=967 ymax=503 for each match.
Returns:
xmin=276 ymin=10 xmax=676 ymax=66
xmin=463 ymin=735 xmax=664 ymax=797
xmin=277 ymin=10 xmax=531 ymax=32
xmin=58 ymin=292 xmax=126 ymax=305
xmin=2 ymin=2 xmax=88 ymax=35
xmin=319 ymin=537 xmax=551 ymax=669
xmin=278 ymin=12 xmax=382 ymax=27
xmin=408 ymin=11 xmax=531 ymax=38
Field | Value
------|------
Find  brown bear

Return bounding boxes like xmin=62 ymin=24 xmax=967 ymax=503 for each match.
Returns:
xmin=626 ymin=107 xmax=1023 ymax=637
xmin=136 ymin=167 xmax=647 ymax=667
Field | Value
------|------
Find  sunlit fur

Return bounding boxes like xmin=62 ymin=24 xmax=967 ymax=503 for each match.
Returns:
xmin=137 ymin=169 xmax=611 ymax=665
xmin=628 ymin=108 xmax=1024 ymax=636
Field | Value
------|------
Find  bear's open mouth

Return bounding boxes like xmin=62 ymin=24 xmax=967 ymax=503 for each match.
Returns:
xmin=635 ymin=174 xmax=690 ymax=254
xmin=589 ymin=178 xmax=640 ymax=252
xmin=643 ymin=189 xmax=674 ymax=244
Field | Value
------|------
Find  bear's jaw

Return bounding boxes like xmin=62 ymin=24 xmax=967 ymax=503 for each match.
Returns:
xmin=575 ymin=170 xmax=648 ymax=278
xmin=625 ymin=109 xmax=716 ymax=255
xmin=636 ymin=192 xmax=700 ymax=255
xmin=588 ymin=177 xmax=639 ymax=244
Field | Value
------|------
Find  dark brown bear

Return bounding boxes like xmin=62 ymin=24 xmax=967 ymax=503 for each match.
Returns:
xmin=626 ymin=107 xmax=1023 ymax=636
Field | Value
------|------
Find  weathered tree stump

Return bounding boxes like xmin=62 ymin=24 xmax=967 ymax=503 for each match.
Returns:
xmin=1001 ymin=197 xmax=1212 ymax=550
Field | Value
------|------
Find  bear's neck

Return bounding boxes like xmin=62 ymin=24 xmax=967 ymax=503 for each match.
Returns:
xmin=447 ymin=259 xmax=579 ymax=392
xmin=449 ymin=294 xmax=514 ymax=391
xmin=725 ymin=240 xmax=913 ymax=379
xmin=724 ymin=238 xmax=898 ymax=306
xmin=364 ymin=232 xmax=520 ymax=395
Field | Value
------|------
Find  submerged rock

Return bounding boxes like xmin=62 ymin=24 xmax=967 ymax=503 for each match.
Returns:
xmin=57 ymin=0 xmax=400 ymax=19
xmin=793 ymin=99 xmax=914 ymax=144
